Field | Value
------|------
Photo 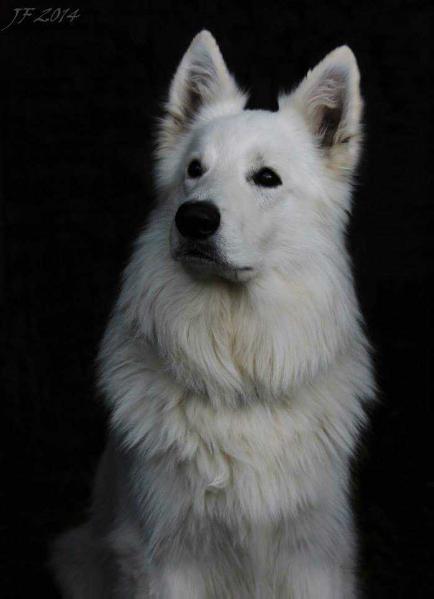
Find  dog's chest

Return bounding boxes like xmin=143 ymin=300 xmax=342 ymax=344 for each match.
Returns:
xmin=169 ymin=399 xmax=331 ymax=521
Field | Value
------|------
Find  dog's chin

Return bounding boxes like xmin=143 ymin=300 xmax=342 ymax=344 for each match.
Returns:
xmin=173 ymin=248 xmax=255 ymax=283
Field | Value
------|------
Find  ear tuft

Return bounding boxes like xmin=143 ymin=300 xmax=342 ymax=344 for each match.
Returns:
xmin=279 ymin=46 xmax=363 ymax=172
xmin=158 ymin=30 xmax=246 ymax=153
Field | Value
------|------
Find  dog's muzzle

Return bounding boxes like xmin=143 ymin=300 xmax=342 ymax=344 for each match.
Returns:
xmin=173 ymin=201 xmax=254 ymax=280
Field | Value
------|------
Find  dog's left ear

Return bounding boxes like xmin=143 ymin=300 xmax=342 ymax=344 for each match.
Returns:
xmin=158 ymin=30 xmax=246 ymax=153
xmin=279 ymin=46 xmax=363 ymax=174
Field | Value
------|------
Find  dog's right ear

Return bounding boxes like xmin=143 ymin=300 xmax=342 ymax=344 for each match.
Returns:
xmin=157 ymin=31 xmax=246 ymax=153
xmin=279 ymin=46 xmax=363 ymax=176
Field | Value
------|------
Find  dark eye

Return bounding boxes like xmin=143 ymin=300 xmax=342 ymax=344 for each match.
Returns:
xmin=251 ymin=167 xmax=282 ymax=188
xmin=187 ymin=159 xmax=203 ymax=178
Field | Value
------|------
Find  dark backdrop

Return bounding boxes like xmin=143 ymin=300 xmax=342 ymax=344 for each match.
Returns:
xmin=1 ymin=1 xmax=433 ymax=597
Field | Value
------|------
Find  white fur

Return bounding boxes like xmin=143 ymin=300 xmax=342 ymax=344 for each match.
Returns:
xmin=51 ymin=31 xmax=375 ymax=598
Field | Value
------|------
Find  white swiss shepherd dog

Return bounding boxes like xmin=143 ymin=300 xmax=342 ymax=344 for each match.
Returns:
xmin=52 ymin=31 xmax=375 ymax=599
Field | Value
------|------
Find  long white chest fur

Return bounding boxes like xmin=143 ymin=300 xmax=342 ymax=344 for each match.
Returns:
xmin=125 ymin=367 xmax=359 ymax=524
xmin=102 ymin=323 xmax=369 ymax=526
xmin=94 ymin=336 xmax=370 ymax=598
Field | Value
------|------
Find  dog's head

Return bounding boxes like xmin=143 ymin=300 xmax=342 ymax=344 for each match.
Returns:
xmin=154 ymin=31 xmax=362 ymax=284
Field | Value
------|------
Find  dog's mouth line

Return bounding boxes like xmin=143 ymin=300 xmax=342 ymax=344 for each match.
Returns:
xmin=176 ymin=249 xmax=252 ymax=272
xmin=184 ymin=248 xmax=217 ymax=262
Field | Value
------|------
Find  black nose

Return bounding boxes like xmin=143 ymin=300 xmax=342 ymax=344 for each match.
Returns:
xmin=175 ymin=201 xmax=220 ymax=240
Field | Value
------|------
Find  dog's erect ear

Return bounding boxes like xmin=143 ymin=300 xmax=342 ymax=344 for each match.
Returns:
xmin=279 ymin=46 xmax=363 ymax=173
xmin=158 ymin=30 xmax=246 ymax=152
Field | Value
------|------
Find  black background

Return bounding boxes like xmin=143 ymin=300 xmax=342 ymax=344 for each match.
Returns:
xmin=1 ymin=1 xmax=433 ymax=597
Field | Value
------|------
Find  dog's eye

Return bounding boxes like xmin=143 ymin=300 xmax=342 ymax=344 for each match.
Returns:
xmin=252 ymin=167 xmax=282 ymax=188
xmin=187 ymin=159 xmax=203 ymax=179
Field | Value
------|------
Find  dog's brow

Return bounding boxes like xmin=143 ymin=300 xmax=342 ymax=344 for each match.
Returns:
xmin=252 ymin=152 xmax=266 ymax=167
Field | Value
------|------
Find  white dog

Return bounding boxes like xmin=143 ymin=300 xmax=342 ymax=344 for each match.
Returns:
xmin=51 ymin=31 xmax=375 ymax=598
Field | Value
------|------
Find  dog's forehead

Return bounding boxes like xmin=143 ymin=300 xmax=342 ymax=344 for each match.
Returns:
xmin=193 ymin=109 xmax=304 ymax=156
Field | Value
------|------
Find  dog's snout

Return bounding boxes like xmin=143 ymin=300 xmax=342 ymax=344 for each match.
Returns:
xmin=175 ymin=201 xmax=220 ymax=240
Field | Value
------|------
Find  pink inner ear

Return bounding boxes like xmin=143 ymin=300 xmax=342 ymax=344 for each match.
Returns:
xmin=307 ymin=66 xmax=349 ymax=146
xmin=318 ymin=104 xmax=343 ymax=147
